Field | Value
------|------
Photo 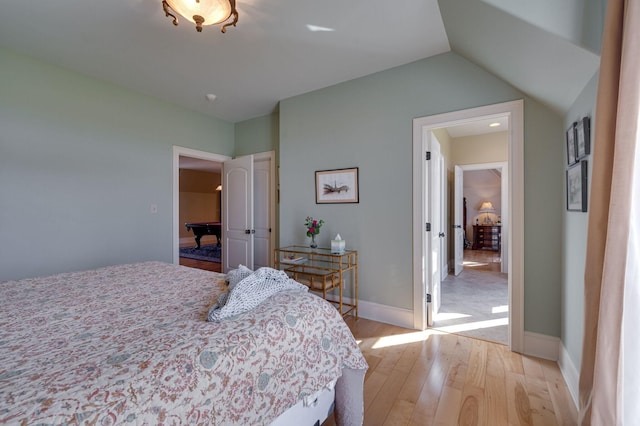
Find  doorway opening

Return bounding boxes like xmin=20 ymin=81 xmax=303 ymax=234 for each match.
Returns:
xmin=412 ymin=100 xmax=524 ymax=353
xmin=435 ymin=162 xmax=508 ymax=344
xmin=172 ymin=146 xmax=230 ymax=271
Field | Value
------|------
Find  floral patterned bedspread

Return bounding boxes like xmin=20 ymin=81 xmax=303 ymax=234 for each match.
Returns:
xmin=0 ymin=262 xmax=367 ymax=425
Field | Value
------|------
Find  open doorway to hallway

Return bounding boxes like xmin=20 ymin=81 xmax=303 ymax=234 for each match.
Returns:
xmin=435 ymin=135 xmax=509 ymax=345
xmin=412 ymin=100 xmax=524 ymax=351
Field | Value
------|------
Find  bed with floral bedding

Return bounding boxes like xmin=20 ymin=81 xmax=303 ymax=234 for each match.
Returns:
xmin=0 ymin=262 xmax=367 ymax=425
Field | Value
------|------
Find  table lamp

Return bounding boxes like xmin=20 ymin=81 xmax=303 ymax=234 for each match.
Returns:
xmin=479 ymin=201 xmax=495 ymax=225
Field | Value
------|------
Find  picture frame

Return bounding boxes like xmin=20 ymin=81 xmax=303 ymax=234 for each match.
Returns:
xmin=566 ymin=122 xmax=577 ymax=165
xmin=566 ymin=160 xmax=588 ymax=212
xmin=315 ymin=167 xmax=359 ymax=204
xmin=576 ymin=116 xmax=591 ymax=159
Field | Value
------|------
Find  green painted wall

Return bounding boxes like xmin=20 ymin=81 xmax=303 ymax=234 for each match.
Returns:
xmin=234 ymin=112 xmax=279 ymax=157
xmin=0 ymin=47 xmax=234 ymax=281
xmin=279 ymin=52 xmax=565 ymax=336
xmin=561 ymin=72 xmax=598 ymax=371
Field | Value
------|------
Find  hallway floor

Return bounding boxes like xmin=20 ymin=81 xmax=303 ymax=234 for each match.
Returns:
xmin=434 ymin=249 xmax=508 ymax=344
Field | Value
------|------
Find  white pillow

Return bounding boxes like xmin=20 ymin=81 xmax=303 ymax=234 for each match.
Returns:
xmin=225 ymin=264 xmax=253 ymax=291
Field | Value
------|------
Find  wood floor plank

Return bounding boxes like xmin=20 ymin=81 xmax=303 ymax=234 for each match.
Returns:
xmin=506 ymin=373 xmax=534 ymax=426
xmin=366 ymin=368 xmax=410 ymax=426
xmin=528 ymin=394 xmax=558 ymax=426
xmin=485 ymin=374 xmax=509 ymax=426
xmin=466 ymin=339 xmax=488 ymax=389
xmin=486 ymin=342 xmax=507 ymax=380
xmin=363 ymin=370 xmax=388 ymax=412
xmin=433 ymin=385 xmax=463 ymax=425
xmin=458 ymin=384 xmax=486 ymax=426
xmin=539 ymin=359 xmax=578 ymax=426
xmin=395 ymin=340 xmax=423 ymax=374
xmin=325 ymin=317 xmax=576 ymax=426
xmin=383 ymin=399 xmax=415 ymax=426
xmin=408 ymin=349 xmax=451 ymax=424
xmin=522 ymin=355 xmax=547 ymax=383
xmin=397 ymin=344 xmax=436 ymax=405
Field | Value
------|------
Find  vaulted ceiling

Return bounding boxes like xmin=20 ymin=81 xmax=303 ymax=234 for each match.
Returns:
xmin=0 ymin=0 xmax=601 ymax=123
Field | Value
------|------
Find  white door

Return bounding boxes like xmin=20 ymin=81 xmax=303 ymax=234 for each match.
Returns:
xmin=453 ymin=166 xmax=464 ymax=276
xmin=253 ymin=156 xmax=272 ymax=269
xmin=223 ymin=155 xmax=254 ymax=272
xmin=426 ymin=135 xmax=442 ymax=326
xmin=440 ymin=156 xmax=448 ymax=281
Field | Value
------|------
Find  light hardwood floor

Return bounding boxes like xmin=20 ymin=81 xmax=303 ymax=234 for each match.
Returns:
xmin=325 ymin=317 xmax=577 ymax=426
xmin=463 ymin=249 xmax=502 ymax=272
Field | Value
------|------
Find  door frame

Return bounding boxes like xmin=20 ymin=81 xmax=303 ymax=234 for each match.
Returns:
xmin=412 ymin=100 xmax=524 ymax=353
xmin=172 ymin=146 xmax=231 ymax=265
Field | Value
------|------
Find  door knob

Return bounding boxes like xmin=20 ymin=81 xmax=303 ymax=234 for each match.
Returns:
xmin=439 ymin=232 xmax=445 ymax=238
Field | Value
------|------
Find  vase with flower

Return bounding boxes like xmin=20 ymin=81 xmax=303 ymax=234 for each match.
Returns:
xmin=304 ymin=216 xmax=324 ymax=248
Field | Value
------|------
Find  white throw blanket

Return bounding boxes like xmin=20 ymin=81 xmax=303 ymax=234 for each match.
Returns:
xmin=208 ymin=267 xmax=308 ymax=321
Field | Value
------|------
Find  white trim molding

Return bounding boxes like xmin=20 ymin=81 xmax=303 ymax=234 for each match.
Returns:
xmin=324 ymin=295 xmax=414 ymax=329
xmin=558 ymin=342 xmax=580 ymax=409
xmin=412 ymin=100 xmax=525 ymax=353
xmin=523 ymin=331 xmax=559 ymax=361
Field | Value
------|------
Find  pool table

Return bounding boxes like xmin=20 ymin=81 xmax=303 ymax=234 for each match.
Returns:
xmin=185 ymin=222 xmax=222 ymax=249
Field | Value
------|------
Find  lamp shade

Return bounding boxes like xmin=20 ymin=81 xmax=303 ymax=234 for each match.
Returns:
xmin=162 ymin=0 xmax=238 ymax=32
xmin=479 ymin=201 xmax=495 ymax=212
xmin=165 ymin=0 xmax=232 ymax=25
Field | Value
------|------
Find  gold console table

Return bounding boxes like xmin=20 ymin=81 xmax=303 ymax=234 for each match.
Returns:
xmin=274 ymin=246 xmax=358 ymax=318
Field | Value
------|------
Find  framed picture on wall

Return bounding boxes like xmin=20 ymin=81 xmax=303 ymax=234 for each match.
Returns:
xmin=315 ymin=167 xmax=359 ymax=204
xmin=576 ymin=116 xmax=591 ymax=159
xmin=566 ymin=122 xmax=577 ymax=165
xmin=566 ymin=160 xmax=588 ymax=212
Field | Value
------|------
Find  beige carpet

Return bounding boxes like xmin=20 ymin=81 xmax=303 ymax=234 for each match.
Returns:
xmin=433 ymin=268 xmax=508 ymax=345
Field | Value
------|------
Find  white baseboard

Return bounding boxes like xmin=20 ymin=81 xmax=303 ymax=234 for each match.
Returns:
xmin=523 ymin=331 xmax=559 ymax=361
xmin=558 ymin=342 xmax=580 ymax=409
xmin=324 ymin=294 xmax=414 ymax=329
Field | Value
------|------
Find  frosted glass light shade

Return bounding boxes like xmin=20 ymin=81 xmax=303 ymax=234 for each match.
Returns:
xmin=165 ymin=0 xmax=232 ymax=25
xmin=162 ymin=0 xmax=238 ymax=32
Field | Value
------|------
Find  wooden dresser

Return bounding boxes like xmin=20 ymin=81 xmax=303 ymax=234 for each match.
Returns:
xmin=472 ymin=225 xmax=501 ymax=251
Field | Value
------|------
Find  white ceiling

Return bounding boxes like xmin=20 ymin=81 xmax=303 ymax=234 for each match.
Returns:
xmin=445 ymin=115 xmax=509 ymax=139
xmin=0 ymin=0 xmax=599 ymax=123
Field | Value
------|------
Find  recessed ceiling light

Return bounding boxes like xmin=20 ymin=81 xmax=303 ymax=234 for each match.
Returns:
xmin=489 ymin=122 xmax=501 ymax=127
xmin=206 ymin=94 xmax=217 ymax=102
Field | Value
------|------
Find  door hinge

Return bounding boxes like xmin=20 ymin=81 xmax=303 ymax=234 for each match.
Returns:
xmin=426 ymin=151 xmax=431 ymax=161
xmin=426 ymin=294 xmax=432 ymax=303
xmin=426 ymin=223 xmax=431 ymax=232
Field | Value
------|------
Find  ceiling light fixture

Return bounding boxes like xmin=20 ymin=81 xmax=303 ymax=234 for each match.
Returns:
xmin=162 ymin=0 xmax=238 ymax=33
xmin=489 ymin=122 xmax=501 ymax=127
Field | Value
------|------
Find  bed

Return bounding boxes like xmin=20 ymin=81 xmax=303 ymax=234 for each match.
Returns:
xmin=0 ymin=262 xmax=367 ymax=425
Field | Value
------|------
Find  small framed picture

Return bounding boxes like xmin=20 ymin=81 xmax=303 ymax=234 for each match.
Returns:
xmin=576 ymin=116 xmax=591 ymax=159
xmin=315 ymin=167 xmax=359 ymax=204
xmin=566 ymin=160 xmax=588 ymax=212
xmin=566 ymin=123 xmax=577 ymax=165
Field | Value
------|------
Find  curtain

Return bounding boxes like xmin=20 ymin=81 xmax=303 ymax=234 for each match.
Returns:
xmin=578 ymin=0 xmax=640 ymax=424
